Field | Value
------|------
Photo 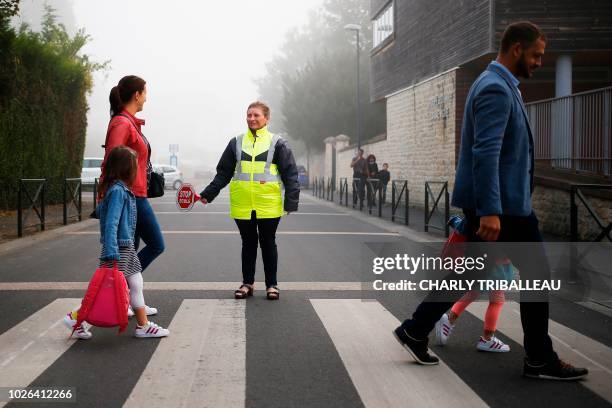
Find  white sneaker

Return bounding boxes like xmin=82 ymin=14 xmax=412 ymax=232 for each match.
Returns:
xmin=434 ymin=313 xmax=454 ymax=346
xmin=476 ymin=336 xmax=510 ymax=352
xmin=128 ymin=305 xmax=158 ymax=318
xmin=134 ymin=321 xmax=169 ymax=338
xmin=63 ymin=312 xmax=92 ymax=340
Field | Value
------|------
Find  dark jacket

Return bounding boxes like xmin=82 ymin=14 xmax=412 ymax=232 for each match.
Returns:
xmin=200 ymin=136 xmax=300 ymax=212
xmin=452 ymin=62 xmax=534 ymax=217
xmin=378 ymin=169 xmax=390 ymax=185
xmin=368 ymin=162 xmax=379 ymax=178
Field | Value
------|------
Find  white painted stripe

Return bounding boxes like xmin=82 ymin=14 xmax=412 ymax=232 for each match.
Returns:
xmin=154 ymin=211 xmax=349 ymax=216
xmin=311 ymin=299 xmax=487 ymax=408
xmin=577 ymin=301 xmax=612 ymax=319
xmin=0 ymin=298 xmax=81 ymax=407
xmin=0 ymin=282 xmax=365 ymax=291
xmin=125 ymin=299 xmax=245 ymax=408
xmin=67 ymin=230 xmax=399 ymax=236
xmin=468 ymin=301 xmax=612 ymax=403
xmin=151 ymin=201 xmax=325 ymax=206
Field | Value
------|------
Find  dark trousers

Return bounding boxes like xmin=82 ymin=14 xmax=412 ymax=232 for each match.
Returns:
xmin=234 ymin=211 xmax=281 ymax=288
xmin=401 ymin=211 xmax=556 ymax=362
xmin=367 ymin=180 xmax=378 ymax=206
xmin=134 ymin=197 xmax=165 ymax=272
xmin=352 ymin=175 xmax=366 ymax=205
xmin=381 ymin=184 xmax=388 ymax=204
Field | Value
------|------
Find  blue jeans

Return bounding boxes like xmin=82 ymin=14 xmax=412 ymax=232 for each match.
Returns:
xmin=134 ymin=197 xmax=165 ymax=272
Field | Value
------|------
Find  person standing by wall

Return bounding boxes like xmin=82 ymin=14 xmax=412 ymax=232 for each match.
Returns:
xmin=366 ymin=154 xmax=379 ymax=207
xmin=350 ymin=148 xmax=367 ymax=206
xmin=378 ymin=163 xmax=390 ymax=204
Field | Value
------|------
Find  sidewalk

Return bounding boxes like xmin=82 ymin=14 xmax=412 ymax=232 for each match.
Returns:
xmin=311 ymin=188 xmax=568 ymax=242
xmin=0 ymin=192 xmax=96 ymax=244
xmin=308 ymin=188 xmax=611 ymax=312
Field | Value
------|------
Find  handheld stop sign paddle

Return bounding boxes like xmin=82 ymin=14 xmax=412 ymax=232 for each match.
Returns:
xmin=176 ymin=183 xmax=201 ymax=212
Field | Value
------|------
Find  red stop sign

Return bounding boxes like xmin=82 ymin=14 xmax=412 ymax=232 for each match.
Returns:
xmin=176 ymin=183 xmax=196 ymax=211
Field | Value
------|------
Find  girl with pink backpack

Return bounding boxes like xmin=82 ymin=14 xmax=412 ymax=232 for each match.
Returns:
xmin=64 ymin=146 xmax=169 ymax=339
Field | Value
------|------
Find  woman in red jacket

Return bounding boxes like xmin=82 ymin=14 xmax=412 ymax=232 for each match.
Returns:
xmin=100 ymin=75 xmax=164 ymax=317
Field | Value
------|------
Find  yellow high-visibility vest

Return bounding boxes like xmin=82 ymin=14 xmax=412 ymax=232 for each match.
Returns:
xmin=229 ymin=126 xmax=283 ymax=219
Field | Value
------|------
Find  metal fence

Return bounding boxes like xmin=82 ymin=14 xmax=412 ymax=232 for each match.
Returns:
xmin=63 ymin=178 xmax=82 ymax=225
xmin=526 ymin=86 xmax=611 ymax=177
xmin=17 ymin=179 xmax=47 ymax=237
xmin=570 ymin=184 xmax=612 ymax=242
xmin=424 ymin=181 xmax=449 ymax=237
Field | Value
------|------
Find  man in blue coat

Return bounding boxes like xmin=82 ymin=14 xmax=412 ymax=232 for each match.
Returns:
xmin=393 ymin=21 xmax=588 ymax=380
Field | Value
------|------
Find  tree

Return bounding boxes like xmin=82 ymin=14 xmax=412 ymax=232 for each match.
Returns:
xmin=255 ymin=0 xmax=385 ymax=160
xmin=0 ymin=3 xmax=108 ymax=209
xmin=0 ymin=0 xmax=19 ymax=20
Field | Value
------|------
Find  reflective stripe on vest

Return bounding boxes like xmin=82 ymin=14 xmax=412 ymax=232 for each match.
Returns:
xmin=232 ymin=133 xmax=281 ymax=182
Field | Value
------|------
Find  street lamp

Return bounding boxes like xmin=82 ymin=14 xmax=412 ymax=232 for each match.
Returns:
xmin=344 ymin=23 xmax=361 ymax=150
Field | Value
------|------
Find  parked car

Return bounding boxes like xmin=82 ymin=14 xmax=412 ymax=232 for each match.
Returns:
xmin=298 ymin=165 xmax=309 ymax=187
xmin=153 ymin=164 xmax=183 ymax=190
xmin=81 ymin=157 xmax=103 ymax=185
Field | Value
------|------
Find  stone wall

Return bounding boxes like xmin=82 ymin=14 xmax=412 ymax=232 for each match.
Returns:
xmin=336 ymin=69 xmax=458 ymax=207
xmin=531 ymin=185 xmax=612 ymax=240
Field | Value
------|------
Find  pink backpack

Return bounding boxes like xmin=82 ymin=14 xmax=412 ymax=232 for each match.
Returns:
xmin=74 ymin=263 xmax=129 ymax=334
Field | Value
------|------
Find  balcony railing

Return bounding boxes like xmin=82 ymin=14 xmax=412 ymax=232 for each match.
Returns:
xmin=526 ymin=86 xmax=611 ymax=177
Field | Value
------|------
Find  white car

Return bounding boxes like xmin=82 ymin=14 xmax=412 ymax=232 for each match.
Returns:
xmin=81 ymin=157 xmax=103 ymax=185
xmin=153 ymin=164 xmax=183 ymax=190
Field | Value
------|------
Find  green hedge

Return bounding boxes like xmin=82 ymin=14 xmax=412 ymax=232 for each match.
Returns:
xmin=0 ymin=6 xmax=104 ymax=209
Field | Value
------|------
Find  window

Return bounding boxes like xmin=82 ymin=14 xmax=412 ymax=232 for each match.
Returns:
xmin=373 ymin=2 xmax=394 ymax=48
xmin=83 ymin=159 xmax=103 ymax=168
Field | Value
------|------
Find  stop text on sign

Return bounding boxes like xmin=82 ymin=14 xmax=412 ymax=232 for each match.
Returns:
xmin=176 ymin=183 xmax=196 ymax=211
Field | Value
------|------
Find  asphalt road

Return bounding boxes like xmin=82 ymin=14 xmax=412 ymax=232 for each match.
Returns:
xmin=0 ymin=190 xmax=610 ymax=408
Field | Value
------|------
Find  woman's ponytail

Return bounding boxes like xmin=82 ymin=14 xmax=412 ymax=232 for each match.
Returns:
xmin=109 ymin=86 xmax=123 ymax=117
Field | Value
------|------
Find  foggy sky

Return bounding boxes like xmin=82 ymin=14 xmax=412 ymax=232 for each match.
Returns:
xmin=19 ymin=0 xmax=323 ymax=172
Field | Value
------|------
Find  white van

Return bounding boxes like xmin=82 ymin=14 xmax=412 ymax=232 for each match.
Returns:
xmin=81 ymin=157 xmax=103 ymax=185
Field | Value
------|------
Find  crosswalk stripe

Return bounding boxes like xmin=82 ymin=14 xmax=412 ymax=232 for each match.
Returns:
xmin=0 ymin=282 xmax=365 ymax=291
xmin=125 ymin=299 xmax=246 ymax=408
xmin=310 ymin=299 xmax=487 ymax=408
xmin=0 ymin=298 xmax=81 ymax=408
xmin=468 ymin=301 xmax=612 ymax=403
xmin=154 ymin=211 xmax=349 ymax=216
xmin=67 ymin=230 xmax=399 ymax=236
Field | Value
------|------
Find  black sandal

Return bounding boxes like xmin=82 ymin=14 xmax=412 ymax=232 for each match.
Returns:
xmin=234 ymin=284 xmax=254 ymax=299
xmin=266 ymin=286 xmax=279 ymax=300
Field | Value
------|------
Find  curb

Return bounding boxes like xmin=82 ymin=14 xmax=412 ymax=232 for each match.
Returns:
xmin=0 ymin=219 xmax=97 ymax=255
xmin=301 ymin=193 xmax=445 ymax=243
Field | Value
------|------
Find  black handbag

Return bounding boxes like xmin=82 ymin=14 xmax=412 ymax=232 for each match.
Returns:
xmin=147 ymin=168 xmax=165 ymax=198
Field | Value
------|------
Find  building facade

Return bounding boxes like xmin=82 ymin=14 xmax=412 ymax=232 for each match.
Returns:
xmin=339 ymin=0 xmax=612 ymax=237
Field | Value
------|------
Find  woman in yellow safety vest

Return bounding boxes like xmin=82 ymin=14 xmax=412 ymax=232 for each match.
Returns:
xmin=199 ymin=101 xmax=300 ymax=300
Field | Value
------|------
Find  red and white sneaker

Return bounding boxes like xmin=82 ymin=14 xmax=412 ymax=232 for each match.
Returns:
xmin=63 ymin=312 xmax=92 ymax=340
xmin=127 ymin=305 xmax=158 ymax=318
xmin=434 ymin=313 xmax=454 ymax=346
xmin=134 ymin=321 xmax=169 ymax=338
xmin=477 ymin=336 xmax=510 ymax=352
